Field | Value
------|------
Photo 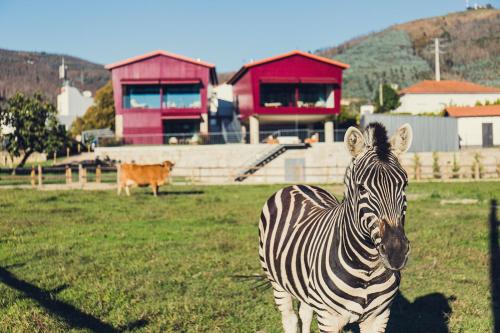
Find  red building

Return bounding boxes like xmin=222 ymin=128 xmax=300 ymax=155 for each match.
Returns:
xmin=106 ymin=50 xmax=217 ymax=144
xmin=227 ymin=50 xmax=349 ymax=143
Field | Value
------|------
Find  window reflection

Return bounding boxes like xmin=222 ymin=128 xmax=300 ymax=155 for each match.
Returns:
xmin=260 ymin=84 xmax=296 ymax=107
xmin=260 ymin=83 xmax=334 ymax=108
xmin=123 ymin=85 xmax=161 ymax=109
xmin=163 ymin=84 xmax=201 ymax=108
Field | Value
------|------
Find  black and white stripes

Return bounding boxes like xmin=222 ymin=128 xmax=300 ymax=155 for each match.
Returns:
xmin=258 ymin=123 xmax=413 ymax=333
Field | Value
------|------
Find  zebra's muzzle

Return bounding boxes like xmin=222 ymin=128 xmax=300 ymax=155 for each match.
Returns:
xmin=377 ymin=221 xmax=410 ymax=271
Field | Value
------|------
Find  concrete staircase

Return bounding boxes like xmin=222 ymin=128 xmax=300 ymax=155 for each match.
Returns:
xmin=234 ymin=143 xmax=310 ymax=182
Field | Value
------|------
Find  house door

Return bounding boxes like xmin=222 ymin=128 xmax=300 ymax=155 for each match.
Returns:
xmin=482 ymin=123 xmax=493 ymax=147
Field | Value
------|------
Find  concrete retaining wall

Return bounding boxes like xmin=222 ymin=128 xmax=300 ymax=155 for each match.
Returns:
xmin=95 ymin=144 xmax=500 ymax=184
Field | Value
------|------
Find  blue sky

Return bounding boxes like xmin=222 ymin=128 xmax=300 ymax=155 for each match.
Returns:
xmin=0 ymin=0 xmax=467 ymax=71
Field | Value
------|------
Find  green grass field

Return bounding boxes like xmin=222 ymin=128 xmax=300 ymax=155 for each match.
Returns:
xmin=0 ymin=182 xmax=498 ymax=332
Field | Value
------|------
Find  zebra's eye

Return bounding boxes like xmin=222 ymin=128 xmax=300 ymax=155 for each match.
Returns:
xmin=359 ymin=185 xmax=368 ymax=195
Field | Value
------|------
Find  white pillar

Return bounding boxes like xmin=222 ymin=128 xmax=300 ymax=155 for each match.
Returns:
xmin=200 ymin=113 xmax=208 ymax=134
xmin=241 ymin=125 xmax=247 ymax=144
xmin=250 ymin=116 xmax=260 ymax=144
xmin=324 ymin=120 xmax=334 ymax=143
xmin=115 ymin=115 xmax=123 ymax=137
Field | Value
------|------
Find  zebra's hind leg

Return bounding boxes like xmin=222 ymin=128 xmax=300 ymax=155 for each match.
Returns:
xmin=271 ymin=283 xmax=298 ymax=333
xmin=359 ymin=309 xmax=390 ymax=333
xmin=298 ymin=302 xmax=313 ymax=333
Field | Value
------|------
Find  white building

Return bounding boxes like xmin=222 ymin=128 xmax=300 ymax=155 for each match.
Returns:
xmin=56 ymin=85 xmax=94 ymax=129
xmin=445 ymin=105 xmax=500 ymax=147
xmin=394 ymin=80 xmax=500 ymax=115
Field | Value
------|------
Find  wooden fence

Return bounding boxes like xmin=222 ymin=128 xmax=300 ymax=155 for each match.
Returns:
xmin=0 ymin=165 xmax=117 ymax=188
xmin=0 ymin=162 xmax=498 ymax=187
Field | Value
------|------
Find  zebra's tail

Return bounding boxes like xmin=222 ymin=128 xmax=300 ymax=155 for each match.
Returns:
xmin=232 ymin=274 xmax=272 ymax=291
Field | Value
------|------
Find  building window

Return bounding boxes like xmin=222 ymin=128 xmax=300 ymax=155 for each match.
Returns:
xmin=163 ymin=84 xmax=201 ymax=108
xmin=298 ymin=84 xmax=334 ymax=108
xmin=260 ymin=83 xmax=335 ymax=108
xmin=260 ymin=84 xmax=296 ymax=107
xmin=123 ymin=85 xmax=161 ymax=109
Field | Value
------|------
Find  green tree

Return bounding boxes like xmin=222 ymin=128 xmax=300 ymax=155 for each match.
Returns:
xmin=70 ymin=81 xmax=115 ymax=137
xmin=373 ymin=84 xmax=401 ymax=113
xmin=0 ymin=92 xmax=67 ymax=168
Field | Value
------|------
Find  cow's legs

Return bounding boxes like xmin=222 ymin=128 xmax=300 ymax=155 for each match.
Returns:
xmin=117 ymin=183 xmax=122 ymax=196
xmin=271 ymin=282 xmax=298 ymax=333
xmin=151 ymin=183 xmax=158 ymax=197
xmin=125 ymin=185 xmax=131 ymax=196
xmin=359 ymin=309 xmax=390 ymax=333
xmin=299 ymin=302 xmax=313 ymax=333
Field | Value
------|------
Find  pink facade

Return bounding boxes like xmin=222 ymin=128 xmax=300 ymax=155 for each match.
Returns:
xmin=228 ymin=50 xmax=348 ymax=122
xmin=106 ymin=51 xmax=217 ymax=144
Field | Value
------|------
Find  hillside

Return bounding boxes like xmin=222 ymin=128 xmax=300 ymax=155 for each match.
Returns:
xmin=316 ymin=9 xmax=500 ymax=100
xmin=0 ymin=48 xmax=109 ymax=102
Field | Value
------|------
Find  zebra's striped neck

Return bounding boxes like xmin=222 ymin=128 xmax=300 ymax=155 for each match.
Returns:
xmin=339 ymin=158 xmax=382 ymax=270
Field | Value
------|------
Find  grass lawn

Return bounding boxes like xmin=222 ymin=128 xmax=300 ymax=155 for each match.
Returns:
xmin=0 ymin=182 xmax=498 ymax=332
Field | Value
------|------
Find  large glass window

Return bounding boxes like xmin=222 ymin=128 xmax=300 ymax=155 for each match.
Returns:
xmin=260 ymin=83 xmax=334 ymax=108
xmin=260 ymin=84 xmax=296 ymax=107
xmin=298 ymin=84 xmax=334 ymax=108
xmin=123 ymin=85 xmax=161 ymax=109
xmin=163 ymin=84 xmax=201 ymax=108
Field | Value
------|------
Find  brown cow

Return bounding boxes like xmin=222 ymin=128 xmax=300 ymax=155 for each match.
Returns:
xmin=117 ymin=161 xmax=175 ymax=197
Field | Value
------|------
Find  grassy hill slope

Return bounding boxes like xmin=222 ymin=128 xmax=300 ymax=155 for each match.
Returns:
xmin=0 ymin=49 xmax=109 ymax=102
xmin=317 ymin=9 xmax=500 ymax=99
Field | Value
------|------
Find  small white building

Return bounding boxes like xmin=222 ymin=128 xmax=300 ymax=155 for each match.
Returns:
xmin=56 ymin=85 xmax=94 ymax=129
xmin=445 ymin=105 xmax=500 ymax=147
xmin=395 ymin=80 xmax=500 ymax=115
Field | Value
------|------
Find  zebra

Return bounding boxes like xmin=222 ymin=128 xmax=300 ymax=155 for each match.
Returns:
xmin=258 ymin=123 xmax=413 ymax=333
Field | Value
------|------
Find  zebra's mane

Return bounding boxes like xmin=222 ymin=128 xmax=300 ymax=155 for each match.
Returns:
xmin=365 ymin=122 xmax=391 ymax=162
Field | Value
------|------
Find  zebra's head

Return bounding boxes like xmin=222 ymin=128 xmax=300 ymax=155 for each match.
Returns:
xmin=344 ymin=122 xmax=413 ymax=271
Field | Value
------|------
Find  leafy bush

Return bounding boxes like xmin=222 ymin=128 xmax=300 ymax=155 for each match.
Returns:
xmin=432 ymin=152 xmax=441 ymax=179
xmin=452 ymin=154 xmax=460 ymax=179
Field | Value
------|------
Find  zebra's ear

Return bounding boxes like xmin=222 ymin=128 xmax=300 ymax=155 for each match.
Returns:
xmin=344 ymin=126 xmax=365 ymax=157
xmin=390 ymin=123 xmax=413 ymax=155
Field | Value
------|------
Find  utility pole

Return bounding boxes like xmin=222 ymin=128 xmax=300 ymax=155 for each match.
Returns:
xmin=379 ymin=83 xmax=384 ymax=107
xmin=435 ymin=38 xmax=441 ymax=82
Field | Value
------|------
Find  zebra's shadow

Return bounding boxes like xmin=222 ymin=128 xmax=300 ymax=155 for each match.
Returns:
xmin=343 ymin=292 xmax=453 ymax=333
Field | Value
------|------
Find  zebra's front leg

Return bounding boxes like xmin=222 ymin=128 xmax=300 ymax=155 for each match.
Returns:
xmin=316 ymin=310 xmax=348 ymax=333
xmin=272 ymin=284 xmax=298 ymax=333
xmin=359 ymin=309 xmax=390 ymax=333
xmin=299 ymin=302 xmax=313 ymax=333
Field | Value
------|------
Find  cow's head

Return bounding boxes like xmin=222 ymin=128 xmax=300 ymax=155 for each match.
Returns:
xmin=162 ymin=161 xmax=175 ymax=171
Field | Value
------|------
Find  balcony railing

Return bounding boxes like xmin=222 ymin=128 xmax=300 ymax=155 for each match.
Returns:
xmin=93 ymin=129 xmax=347 ymax=147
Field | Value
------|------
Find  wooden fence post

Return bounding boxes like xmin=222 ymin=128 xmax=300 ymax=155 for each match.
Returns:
xmin=37 ymin=165 xmax=42 ymax=188
xmin=475 ymin=163 xmax=480 ymax=180
xmin=79 ymin=164 xmax=87 ymax=186
xmin=96 ymin=165 xmax=101 ymax=184
xmin=30 ymin=166 xmax=36 ymax=188
xmin=66 ymin=166 xmax=72 ymax=184
xmin=53 ymin=152 xmax=57 ymax=165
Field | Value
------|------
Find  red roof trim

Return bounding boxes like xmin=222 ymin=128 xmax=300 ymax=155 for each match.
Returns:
xmin=227 ymin=50 xmax=349 ymax=85
xmin=400 ymin=80 xmax=500 ymax=94
xmin=105 ymin=50 xmax=215 ymax=70
xmin=120 ymin=78 xmax=202 ymax=85
xmin=161 ymin=115 xmax=201 ymax=120
xmin=258 ymin=77 xmax=339 ymax=84
xmin=260 ymin=77 xmax=300 ymax=83
xmin=445 ymin=105 xmax=500 ymax=117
